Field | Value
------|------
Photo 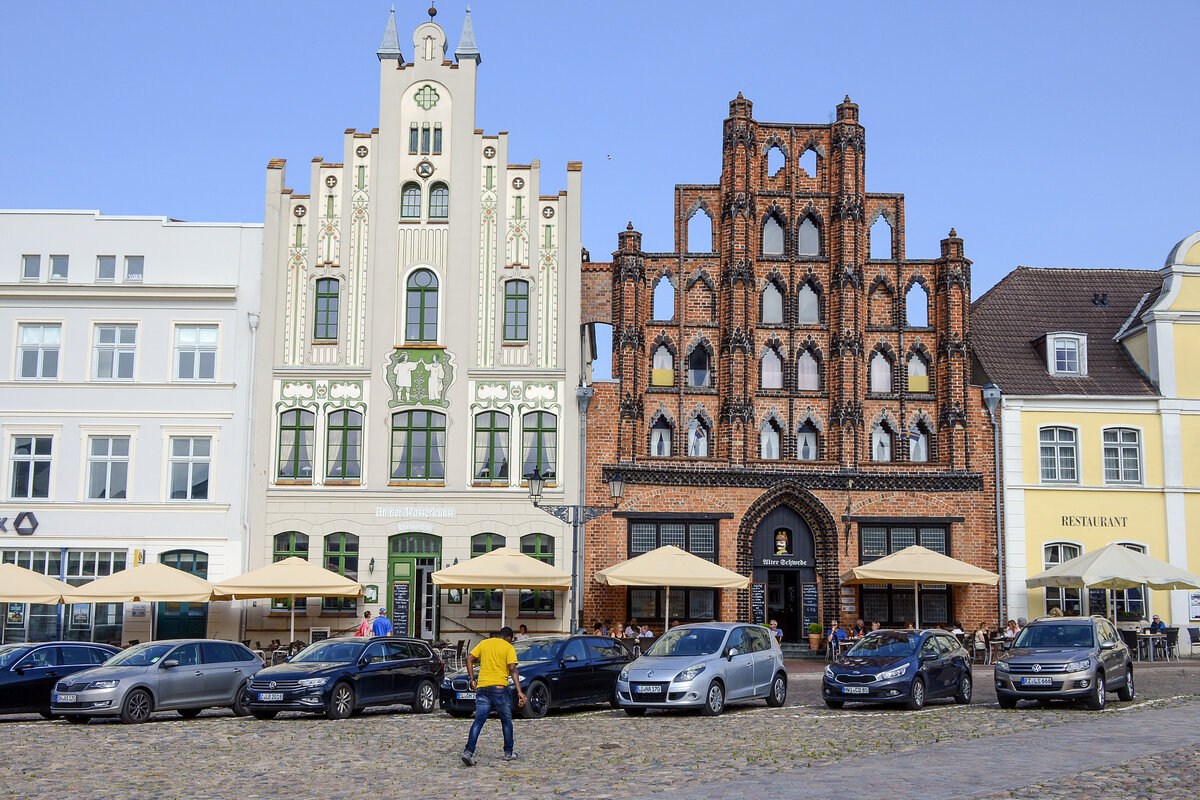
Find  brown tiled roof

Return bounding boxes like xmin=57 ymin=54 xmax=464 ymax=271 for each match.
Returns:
xmin=970 ymin=267 xmax=1161 ymax=396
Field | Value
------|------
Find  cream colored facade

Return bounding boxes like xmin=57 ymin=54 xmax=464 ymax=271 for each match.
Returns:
xmin=996 ymin=232 xmax=1200 ymax=651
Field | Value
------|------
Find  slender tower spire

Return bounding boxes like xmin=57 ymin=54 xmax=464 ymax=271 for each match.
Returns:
xmin=376 ymin=7 xmax=403 ymax=61
xmin=455 ymin=6 xmax=481 ymax=64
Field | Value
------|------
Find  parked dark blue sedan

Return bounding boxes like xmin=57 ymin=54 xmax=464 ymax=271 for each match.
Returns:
xmin=0 ymin=641 xmax=119 ymax=717
xmin=822 ymin=629 xmax=972 ymax=710
xmin=440 ymin=635 xmax=634 ymax=719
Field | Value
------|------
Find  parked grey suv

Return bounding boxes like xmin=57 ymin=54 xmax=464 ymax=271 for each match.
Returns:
xmin=616 ymin=623 xmax=786 ymax=716
xmin=51 ymin=639 xmax=262 ymax=723
xmin=994 ymin=616 xmax=1133 ymax=710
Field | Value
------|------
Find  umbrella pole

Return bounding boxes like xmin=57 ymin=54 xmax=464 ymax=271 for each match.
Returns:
xmin=914 ymin=583 xmax=920 ymax=629
xmin=501 ymin=589 xmax=506 ymax=630
xmin=664 ymin=586 xmax=669 ymax=635
xmin=290 ymin=596 xmax=295 ymax=644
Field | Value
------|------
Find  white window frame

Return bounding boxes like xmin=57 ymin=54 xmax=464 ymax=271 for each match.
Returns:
xmin=124 ymin=255 xmax=144 ymax=282
xmin=172 ymin=323 xmax=220 ymax=381
xmin=8 ymin=433 xmax=55 ymax=501
xmin=1112 ymin=541 xmax=1150 ymax=618
xmin=161 ymin=427 xmax=219 ymax=502
xmin=86 ymin=435 xmax=131 ymax=501
xmin=96 ymin=255 xmax=117 ymax=282
xmin=1047 ymin=332 xmax=1087 ymax=377
xmin=15 ymin=322 xmax=62 ymax=381
xmin=1043 ymin=541 xmax=1084 ymax=616
xmin=21 ymin=254 xmax=41 ymax=281
xmin=49 ymin=255 xmax=69 ymax=281
xmin=92 ymin=323 xmax=138 ymax=381
xmin=1039 ymin=425 xmax=1080 ymax=484
xmin=1101 ymin=426 xmax=1143 ymax=485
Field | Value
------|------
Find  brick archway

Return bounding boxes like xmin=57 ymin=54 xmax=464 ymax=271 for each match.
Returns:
xmin=736 ymin=482 xmax=841 ymax=626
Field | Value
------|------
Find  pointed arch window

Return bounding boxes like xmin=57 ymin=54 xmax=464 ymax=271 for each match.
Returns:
xmin=797 ymin=284 xmax=819 ymax=324
xmin=650 ymin=418 xmax=672 ymax=457
xmin=428 ymin=182 xmax=449 ymax=219
xmin=401 ymin=182 xmax=422 ymax=219
xmin=687 ymin=347 xmax=710 ymax=387
xmin=687 ymin=210 xmax=713 ymax=253
xmin=760 ymin=420 xmax=781 ymax=460
xmin=906 ymin=282 xmax=929 ymax=327
xmin=869 ymin=351 xmax=892 ymax=393
xmin=766 ymin=145 xmax=786 ymax=176
xmin=762 ymin=217 xmax=784 ymax=255
xmin=405 ymin=269 xmax=439 ymax=342
xmin=652 ymin=345 xmax=674 ymax=386
xmin=797 ymin=350 xmax=820 ymax=391
xmin=761 ymin=282 xmax=784 ymax=324
xmin=870 ymin=214 xmax=892 ymax=259
xmin=761 ymin=348 xmax=783 ymax=389
xmin=796 ymin=422 xmax=818 ymax=461
xmin=797 ymin=217 xmax=820 ymax=256
xmin=871 ymin=423 xmax=894 ymax=462
xmin=652 ymin=276 xmax=675 ymax=321
xmin=687 ymin=418 xmax=710 ymax=457
xmin=908 ymin=424 xmax=930 ymax=463
xmin=907 ymin=354 xmax=929 ymax=393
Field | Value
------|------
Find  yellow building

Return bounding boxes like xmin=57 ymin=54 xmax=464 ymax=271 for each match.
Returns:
xmin=972 ymin=230 xmax=1200 ymax=653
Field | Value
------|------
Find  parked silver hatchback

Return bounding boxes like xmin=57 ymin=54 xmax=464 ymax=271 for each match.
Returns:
xmin=615 ymin=623 xmax=787 ymax=716
xmin=50 ymin=639 xmax=263 ymax=723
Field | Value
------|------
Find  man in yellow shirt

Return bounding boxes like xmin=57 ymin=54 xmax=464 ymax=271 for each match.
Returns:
xmin=461 ymin=626 xmax=527 ymax=765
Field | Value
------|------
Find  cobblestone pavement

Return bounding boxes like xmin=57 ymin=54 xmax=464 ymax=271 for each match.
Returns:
xmin=0 ymin=662 xmax=1197 ymax=800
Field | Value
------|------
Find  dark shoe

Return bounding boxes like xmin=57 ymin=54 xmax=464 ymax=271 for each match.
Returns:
xmin=503 ymin=751 xmax=519 ymax=762
xmin=461 ymin=750 xmax=476 ymax=766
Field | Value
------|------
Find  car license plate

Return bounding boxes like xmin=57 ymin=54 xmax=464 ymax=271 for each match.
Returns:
xmin=841 ymin=686 xmax=869 ymax=694
xmin=1020 ymin=677 xmax=1053 ymax=686
xmin=634 ymin=684 xmax=658 ymax=694
xmin=257 ymin=692 xmax=284 ymax=702
xmin=456 ymin=691 xmax=476 ymax=701
xmin=55 ymin=694 xmax=77 ymax=703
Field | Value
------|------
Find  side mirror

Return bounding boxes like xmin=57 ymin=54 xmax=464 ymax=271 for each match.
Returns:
xmin=1100 ymin=640 xmax=1117 ymax=650
xmin=563 ymin=654 xmax=578 ymax=663
xmin=727 ymin=647 xmax=739 ymax=660
xmin=921 ymin=652 xmax=937 ymax=662
xmin=161 ymin=659 xmax=180 ymax=669
xmin=13 ymin=667 xmax=24 ymax=675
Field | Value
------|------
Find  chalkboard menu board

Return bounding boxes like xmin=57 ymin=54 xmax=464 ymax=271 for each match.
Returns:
xmin=750 ymin=583 xmax=766 ymax=625
xmin=801 ymin=583 xmax=819 ymax=630
xmin=392 ymin=581 xmax=411 ymax=637
xmin=1088 ymin=588 xmax=1107 ymax=617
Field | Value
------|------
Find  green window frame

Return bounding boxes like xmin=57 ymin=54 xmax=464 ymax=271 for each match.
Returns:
xmin=272 ymin=532 xmax=308 ymax=610
xmin=277 ymin=409 xmax=315 ymax=482
xmin=390 ymin=410 xmax=446 ymax=482
xmin=521 ymin=412 xmax=557 ymax=484
xmin=326 ymin=410 xmax=362 ymax=482
xmin=503 ymin=280 xmax=529 ymax=341
xmin=401 ymin=183 xmax=421 ymax=218
xmin=314 ymin=278 xmax=339 ymax=341
xmin=405 ymin=269 xmax=439 ymax=342
xmin=519 ymin=533 xmax=555 ymax=615
xmin=473 ymin=411 xmax=509 ymax=483
xmin=322 ymin=532 xmax=359 ymax=613
xmin=428 ymin=183 xmax=449 ymax=219
xmin=469 ymin=533 xmax=506 ymax=614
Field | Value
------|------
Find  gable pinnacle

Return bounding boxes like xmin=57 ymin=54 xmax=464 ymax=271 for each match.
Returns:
xmin=377 ymin=8 xmax=403 ymax=61
xmin=455 ymin=5 xmax=481 ymax=64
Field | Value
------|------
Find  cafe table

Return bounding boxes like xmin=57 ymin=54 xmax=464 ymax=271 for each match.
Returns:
xmin=1137 ymin=631 xmax=1167 ymax=662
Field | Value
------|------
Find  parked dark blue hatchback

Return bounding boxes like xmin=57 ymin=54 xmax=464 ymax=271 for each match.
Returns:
xmin=822 ymin=629 xmax=972 ymax=710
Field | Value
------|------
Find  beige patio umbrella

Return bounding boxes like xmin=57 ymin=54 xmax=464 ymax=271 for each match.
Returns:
xmin=0 ymin=562 xmax=70 ymax=604
xmin=61 ymin=562 xmax=220 ymax=604
xmin=213 ymin=557 xmax=364 ymax=643
xmin=1025 ymin=543 xmax=1200 ymax=620
xmin=594 ymin=545 xmax=750 ymax=634
xmin=839 ymin=545 xmax=999 ymax=628
xmin=431 ymin=547 xmax=571 ymax=630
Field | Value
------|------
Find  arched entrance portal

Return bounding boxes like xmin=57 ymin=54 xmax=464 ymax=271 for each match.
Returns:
xmin=751 ymin=508 xmax=816 ymax=643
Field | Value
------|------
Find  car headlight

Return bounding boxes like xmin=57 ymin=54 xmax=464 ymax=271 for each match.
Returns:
xmin=995 ymin=660 xmax=1010 ymax=673
xmin=877 ymin=663 xmax=909 ymax=681
xmin=618 ymin=665 xmax=630 ymax=682
xmin=1064 ymin=658 xmax=1091 ymax=672
xmin=824 ymin=665 xmax=835 ymax=680
xmin=298 ymin=677 xmax=328 ymax=687
xmin=674 ymin=663 xmax=706 ymax=682
xmin=86 ymin=680 xmax=120 ymax=690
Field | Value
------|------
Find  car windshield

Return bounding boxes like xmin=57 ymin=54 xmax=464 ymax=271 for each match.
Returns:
xmin=644 ymin=627 xmax=726 ymax=657
xmin=289 ymin=640 xmax=365 ymax=664
xmin=846 ymin=632 xmax=919 ymax=658
xmin=1014 ymin=624 xmax=1094 ymax=649
xmin=514 ymin=639 xmax=561 ymax=663
xmin=0 ymin=644 xmax=30 ymax=669
xmin=106 ymin=643 xmax=175 ymax=667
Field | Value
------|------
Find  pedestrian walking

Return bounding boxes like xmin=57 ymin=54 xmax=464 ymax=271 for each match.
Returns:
xmin=461 ymin=626 xmax=527 ymax=766
xmin=356 ymin=610 xmax=373 ymax=637
xmin=372 ymin=607 xmax=393 ymax=636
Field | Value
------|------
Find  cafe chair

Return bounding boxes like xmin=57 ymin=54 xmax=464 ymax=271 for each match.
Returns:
xmin=1118 ymin=628 xmax=1142 ymax=661
xmin=1157 ymin=628 xmax=1178 ymax=662
xmin=1188 ymin=627 xmax=1200 ymax=650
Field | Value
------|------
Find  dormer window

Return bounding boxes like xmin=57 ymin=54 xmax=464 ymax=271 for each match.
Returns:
xmin=1048 ymin=332 xmax=1087 ymax=377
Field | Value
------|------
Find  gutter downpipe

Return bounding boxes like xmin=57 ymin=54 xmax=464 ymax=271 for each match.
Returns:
xmin=992 ymin=397 xmax=1006 ymax=628
xmin=238 ymin=312 xmax=261 ymax=643
xmin=574 ymin=384 xmax=593 ymax=635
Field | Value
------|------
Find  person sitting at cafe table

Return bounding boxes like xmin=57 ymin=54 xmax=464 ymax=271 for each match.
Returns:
xmin=638 ymin=625 xmax=654 ymax=638
xmin=829 ymin=620 xmax=848 ymax=644
xmin=870 ymin=621 xmax=881 ymax=632
xmin=851 ymin=619 xmax=867 ymax=638
xmin=624 ymin=619 xmax=638 ymax=637
xmin=1048 ymin=606 xmax=1064 ymax=617
xmin=1148 ymin=615 xmax=1167 ymax=633
xmin=515 ymin=624 xmax=529 ymax=642
xmin=1003 ymin=620 xmax=1019 ymax=639
xmin=768 ymin=619 xmax=784 ymax=642
xmin=951 ymin=621 xmax=964 ymax=635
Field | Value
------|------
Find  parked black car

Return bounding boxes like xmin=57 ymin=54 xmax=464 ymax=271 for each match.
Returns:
xmin=822 ymin=629 xmax=973 ymax=710
xmin=0 ymin=641 xmax=119 ymax=717
xmin=243 ymin=636 xmax=443 ymax=720
xmin=440 ymin=635 xmax=634 ymax=719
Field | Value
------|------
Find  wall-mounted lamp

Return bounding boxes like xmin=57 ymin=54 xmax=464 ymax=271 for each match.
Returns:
xmin=368 ymin=557 xmax=375 ymax=575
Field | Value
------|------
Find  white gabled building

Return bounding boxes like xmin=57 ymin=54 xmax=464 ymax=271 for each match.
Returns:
xmin=0 ymin=210 xmax=262 ymax=645
xmin=247 ymin=9 xmax=584 ymax=648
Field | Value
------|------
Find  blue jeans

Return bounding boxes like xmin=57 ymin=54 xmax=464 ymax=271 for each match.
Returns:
xmin=465 ymin=685 xmax=514 ymax=755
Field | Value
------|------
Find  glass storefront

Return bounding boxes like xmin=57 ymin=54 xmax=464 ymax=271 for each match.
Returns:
xmin=1 ymin=548 xmax=126 ymax=644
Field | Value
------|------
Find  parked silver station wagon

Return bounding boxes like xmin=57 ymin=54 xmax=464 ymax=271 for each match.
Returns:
xmin=616 ymin=623 xmax=787 ymax=716
xmin=51 ymin=639 xmax=262 ymax=723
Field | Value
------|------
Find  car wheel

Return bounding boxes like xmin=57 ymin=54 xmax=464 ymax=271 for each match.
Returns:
xmin=326 ymin=682 xmax=355 ymax=720
xmin=521 ymin=680 xmax=550 ymax=719
xmin=699 ymin=680 xmax=725 ymax=716
xmin=413 ymin=680 xmax=437 ymax=714
xmin=997 ymin=694 xmax=1017 ymax=709
xmin=178 ymin=708 xmax=203 ymax=719
xmin=623 ymin=707 xmax=647 ymax=717
xmin=905 ymin=677 xmax=926 ymax=711
xmin=1116 ymin=666 xmax=1135 ymax=702
xmin=954 ymin=672 xmax=972 ymax=705
xmin=824 ymin=699 xmax=845 ymax=709
xmin=64 ymin=714 xmax=90 ymax=724
xmin=231 ymin=685 xmax=250 ymax=717
xmin=766 ymin=673 xmax=787 ymax=707
xmin=1085 ymin=671 xmax=1106 ymax=710
xmin=38 ymin=711 xmax=55 ymax=720
xmin=120 ymin=689 xmax=153 ymax=724
xmin=251 ymin=709 xmax=278 ymax=720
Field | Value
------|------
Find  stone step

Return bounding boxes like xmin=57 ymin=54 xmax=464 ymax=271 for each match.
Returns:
xmin=781 ymin=643 xmax=825 ymax=660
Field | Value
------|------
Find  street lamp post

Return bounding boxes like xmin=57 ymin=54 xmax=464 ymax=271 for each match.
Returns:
xmin=528 ymin=470 xmax=624 ymax=632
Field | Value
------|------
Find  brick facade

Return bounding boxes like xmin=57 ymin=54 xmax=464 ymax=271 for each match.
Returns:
xmin=581 ymin=95 xmax=999 ymax=640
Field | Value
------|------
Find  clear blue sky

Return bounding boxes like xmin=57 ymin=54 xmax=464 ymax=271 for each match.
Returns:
xmin=4 ymin=1 xmax=1198 ymax=293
